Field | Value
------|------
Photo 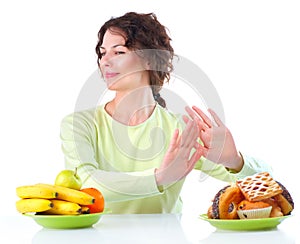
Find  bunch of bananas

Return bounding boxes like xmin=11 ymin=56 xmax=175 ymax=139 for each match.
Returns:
xmin=16 ymin=183 xmax=95 ymax=215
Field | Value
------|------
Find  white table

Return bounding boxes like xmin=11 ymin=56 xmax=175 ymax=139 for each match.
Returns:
xmin=0 ymin=213 xmax=298 ymax=244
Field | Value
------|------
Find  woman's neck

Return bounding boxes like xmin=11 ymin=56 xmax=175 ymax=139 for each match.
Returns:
xmin=105 ymin=87 xmax=156 ymax=126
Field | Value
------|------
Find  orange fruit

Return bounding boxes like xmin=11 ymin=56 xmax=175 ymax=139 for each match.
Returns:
xmin=80 ymin=188 xmax=105 ymax=213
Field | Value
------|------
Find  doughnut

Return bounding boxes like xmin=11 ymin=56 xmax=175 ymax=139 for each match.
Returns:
xmin=211 ymin=185 xmax=245 ymax=219
xmin=210 ymin=185 xmax=230 ymax=219
xmin=274 ymin=181 xmax=294 ymax=215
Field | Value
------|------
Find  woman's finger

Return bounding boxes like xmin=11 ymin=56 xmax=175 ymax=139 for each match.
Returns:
xmin=177 ymin=122 xmax=198 ymax=160
xmin=182 ymin=114 xmax=190 ymax=124
xmin=180 ymin=120 xmax=193 ymax=146
xmin=208 ymin=108 xmax=224 ymax=127
xmin=185 ymin=106 xmax=198 ymax=120
xmin=186 ymin=146 xmax=203 ymax=172
xmin=182 ymin=112 xmax=206 ymax=133
xmin=185 ymin=106 xmax=207 ymax=128
xmin=182 ymin=120 xmax=199 ymax=148
xmin=192 ymin=106 xmax=213 ymax=128
xmin=167 ymin=128 xmax=180 ymax=153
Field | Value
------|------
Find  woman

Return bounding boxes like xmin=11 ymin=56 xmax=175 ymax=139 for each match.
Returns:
xmin=60 ymin=12 xmax=272 ymax=213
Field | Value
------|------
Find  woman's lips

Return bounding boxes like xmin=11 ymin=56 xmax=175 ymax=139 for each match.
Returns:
xmin=105 ymin=72 xmax=119 ymax=79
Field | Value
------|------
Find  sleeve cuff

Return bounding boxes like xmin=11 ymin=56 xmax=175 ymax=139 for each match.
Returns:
xmin=227 ymin=153 xmax=273 ymax=179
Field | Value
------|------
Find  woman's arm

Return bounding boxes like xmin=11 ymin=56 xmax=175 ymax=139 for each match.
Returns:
xmin=60 ymin=112 xmax=164 ymax=203
xmin=194 ymin=153 xmax=273 ymax=182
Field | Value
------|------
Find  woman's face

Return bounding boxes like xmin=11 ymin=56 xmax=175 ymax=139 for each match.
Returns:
xmin=99 ymin=30 xmax=149 ymax=92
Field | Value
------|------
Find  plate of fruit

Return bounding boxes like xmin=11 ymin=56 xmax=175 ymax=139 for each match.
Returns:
xmin=24 ymin=209 xmax=111 ymax=229
xmin=16 ymin=168 xmax=111 ymax=229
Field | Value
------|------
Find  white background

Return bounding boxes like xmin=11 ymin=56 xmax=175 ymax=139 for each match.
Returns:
xmin=1 ymin=0 xmax=299 ymax=217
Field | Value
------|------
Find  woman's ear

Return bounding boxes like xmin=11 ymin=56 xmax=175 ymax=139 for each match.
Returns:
xmin=144 ymin=61 xmax=151 ymax=70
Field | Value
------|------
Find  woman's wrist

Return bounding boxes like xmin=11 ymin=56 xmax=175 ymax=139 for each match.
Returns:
xmin=230 ymin=152 xmax=244 ymax=172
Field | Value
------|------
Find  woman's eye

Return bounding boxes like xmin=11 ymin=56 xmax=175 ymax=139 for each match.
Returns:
xmin=115 ymin=51 xmax=125 ymax=55
xmin=99 ymin=51 xmax=125 ymax=59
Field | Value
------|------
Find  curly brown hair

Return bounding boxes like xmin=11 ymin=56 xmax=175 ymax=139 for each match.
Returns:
xmin=95 ymin=12 xmax=174 ymax=107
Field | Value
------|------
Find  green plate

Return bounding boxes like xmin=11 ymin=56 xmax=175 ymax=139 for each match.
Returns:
xmin=199 ymin=214 xmax=291 ymax=231
xmin=24 ymin=209 xmax=111 ymax=229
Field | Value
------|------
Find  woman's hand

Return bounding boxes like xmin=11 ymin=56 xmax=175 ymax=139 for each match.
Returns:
xmin=184 ymin=106 xmax=243 ymax=172
xmin=155 ymin=119 xmax=203 ymax=186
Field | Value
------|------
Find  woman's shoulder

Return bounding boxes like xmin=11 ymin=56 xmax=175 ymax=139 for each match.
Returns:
xmin=61 ymin=105 xmax=105 ymax=125
xmin=155 ymin=104 xmax=183 ymax=124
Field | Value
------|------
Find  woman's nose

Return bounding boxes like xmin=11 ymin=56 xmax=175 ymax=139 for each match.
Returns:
xmin=100 ymin=54 xmax=112 ymax=67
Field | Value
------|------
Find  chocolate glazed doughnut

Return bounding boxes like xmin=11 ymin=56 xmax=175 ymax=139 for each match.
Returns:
xmin=210 ymin=185 xmax=230 ymax=219
xmin=210 ymin=185 xmax=244 ymax=219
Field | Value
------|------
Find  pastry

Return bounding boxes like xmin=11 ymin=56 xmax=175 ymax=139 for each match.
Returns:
xmin=210 ymin=185 xmax=244 ymax=219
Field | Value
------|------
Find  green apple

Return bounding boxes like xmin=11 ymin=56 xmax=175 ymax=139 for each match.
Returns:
xmin=54 ymin=168 xmax=82 ymax=190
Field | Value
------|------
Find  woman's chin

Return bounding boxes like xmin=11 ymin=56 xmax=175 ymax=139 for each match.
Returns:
xmin=105 ymin=80 xmax=117 ymax=90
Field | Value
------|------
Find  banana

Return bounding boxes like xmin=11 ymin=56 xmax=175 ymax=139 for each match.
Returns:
xmin=35 ymin=183 xmax=95 ymax=205
xmin=16 ymin=185 xmax=58 ymax=199
xmin=16 ymin=198 xmax=53 ymax=213
xmin=41 ymin=200 xmax=81 ymax=215
xmin=81 ymin=206 xmax=90 ymax=214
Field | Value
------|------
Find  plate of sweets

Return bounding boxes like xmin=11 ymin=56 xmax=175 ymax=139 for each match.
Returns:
xmin=200 ymin=172 xmax=294 ymax=231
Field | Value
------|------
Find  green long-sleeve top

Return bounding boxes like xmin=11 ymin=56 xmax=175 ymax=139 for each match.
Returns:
xmin=60 ymin=104 xmax=272 ymax=213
